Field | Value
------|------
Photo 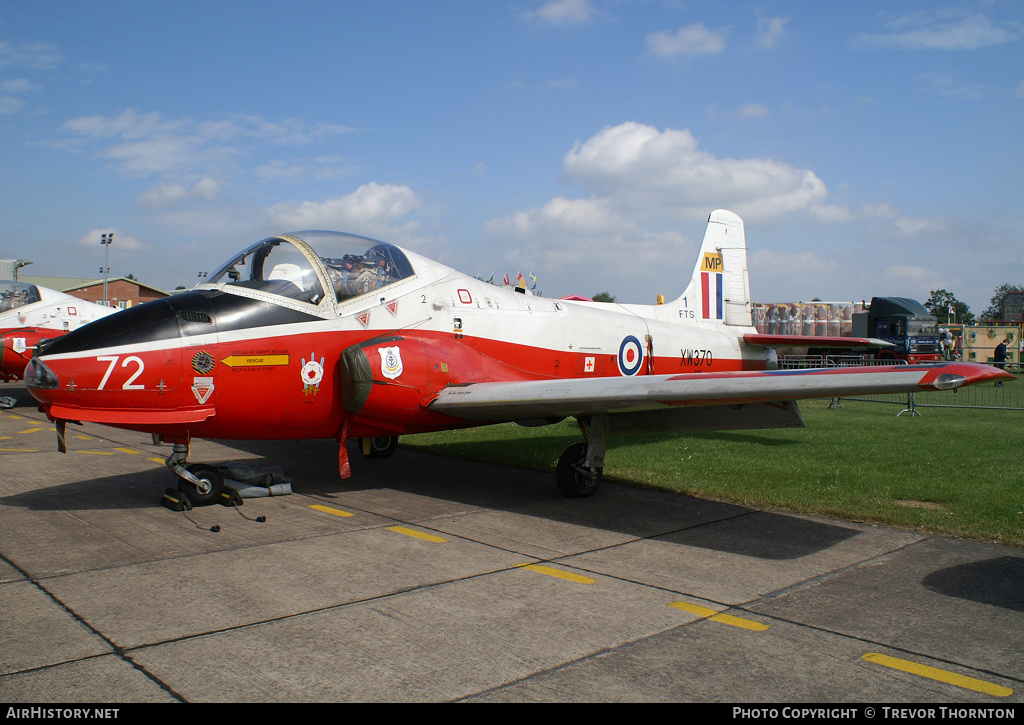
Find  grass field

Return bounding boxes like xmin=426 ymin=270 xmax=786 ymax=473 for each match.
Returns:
xmin=402 ymin=396 xmax=1024 ymax=547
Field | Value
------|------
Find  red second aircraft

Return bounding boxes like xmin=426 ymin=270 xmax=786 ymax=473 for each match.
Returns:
xmin=25 ymin=210 xmax=1011 ymax=503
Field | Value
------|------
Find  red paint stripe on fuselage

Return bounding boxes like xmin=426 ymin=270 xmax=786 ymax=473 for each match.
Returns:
xmin=33 ymin=326 xmax=757 ymax=440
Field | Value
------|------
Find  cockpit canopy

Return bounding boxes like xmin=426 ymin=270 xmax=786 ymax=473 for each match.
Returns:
xmin=0 ymin=281 xmax=42 ymax=313
xmin=203 ymin=231 xmax=415 ymax=306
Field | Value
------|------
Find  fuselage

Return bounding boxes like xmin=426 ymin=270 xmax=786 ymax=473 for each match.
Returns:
xmin=25 ymin=231 xmax=767 ymax=443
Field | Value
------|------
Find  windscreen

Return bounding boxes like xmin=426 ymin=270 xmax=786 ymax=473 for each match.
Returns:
xmin=204 ymin=232 xmax=415 ymax=306
xmin=0 ymin=281 xmax=41 ymax=312
xmin=908 ymin=318 xmax=938 ymax=336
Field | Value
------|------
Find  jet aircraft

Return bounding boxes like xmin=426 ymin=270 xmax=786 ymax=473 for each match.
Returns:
xmin=1 ymin=280 xmax=116 ymax=382
xmin=25 ymin=210 xmax=1012 ymax=503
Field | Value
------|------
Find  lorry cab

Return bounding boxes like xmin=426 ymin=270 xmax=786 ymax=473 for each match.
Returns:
xmin=854 ymin=297 xmax=941 ymax=363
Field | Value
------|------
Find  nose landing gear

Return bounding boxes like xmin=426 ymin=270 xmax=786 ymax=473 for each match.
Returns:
xmin=167 ymin=443 xmax=225 ymax=506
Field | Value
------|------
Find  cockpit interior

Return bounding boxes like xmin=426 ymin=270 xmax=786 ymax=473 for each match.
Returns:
xmin=202 ymin=232 xmax=416 ymax=307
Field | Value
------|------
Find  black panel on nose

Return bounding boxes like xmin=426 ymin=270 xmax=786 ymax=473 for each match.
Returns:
xmin=37 ymin=298 xmax=182 ymax=357
xmin=36 ymin=289 xmax=324 ymax=359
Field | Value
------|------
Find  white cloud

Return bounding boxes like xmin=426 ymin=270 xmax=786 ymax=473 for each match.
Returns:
xmin=738 ymin=103 xmax=769 ymax=118
xmin=646 ymin=23 xmax=727 ymax=57
xmin=851 ymin=12 xmax=1020 ymax=51
xmin=560 ymin=121 xmax=828 ymax=221
xmin=879 ymin=265 xmax=962 ymax=299
xmin=750 ymin=249 xmax=841 ymax=283
xmin=484 ymin=196 xmax=623 ymax=238
xmin=0 ymin=96 xmax=25 ymax=114
xmin=484 ymin=199 xmax=692 ymax=300
xmin=860 ymin=202 xmax=949 ymax=238
xmin=1 ymin=78 xmax=42 ymax=93
xmin=137 ymin=178 xmax=224 ymax=208
xmin=255 ymin=156 xmax=359 ymax=183
xmin=266 ymin=182 xmax=422 ymax=238
xmin=756 ymin=17 xmax=789 ymax=49
xmin=0 ymin=40 xmax=62 ymax=69
xmin=809 ymin=204 xmax=853 ymax=224
xmin=59 ymin=109 xmax=356 ymax=180
xmin=77 ymin=228 xmax=146 ymax=253
xmin=526 ymin=0 xmax=595 ymax=25
xmin=62 ymin=109 xmax=183 ymax=139
xmin=482 ymin=122 xmax=838 ymax=301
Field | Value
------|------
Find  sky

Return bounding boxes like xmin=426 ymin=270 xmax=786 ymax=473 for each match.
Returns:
xmin=1 ymin=0 xmax=1022 ymax=315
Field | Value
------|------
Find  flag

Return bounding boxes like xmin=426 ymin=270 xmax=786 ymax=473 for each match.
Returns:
xmin=529 ymin=272 xmax=537 ymax=289
xmin=503 ymin=273 xmax=510 ymax=285
xmin=516 ymin=272 xmax=526 ymax=287
xmin=701 ymin=270 xmax=723 ymax=320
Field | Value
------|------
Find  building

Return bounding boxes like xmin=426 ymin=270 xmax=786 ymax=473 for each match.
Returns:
xmin=17 ymin=274 xmax=169 ymax=309
xmin=3 ymin=257 xmax=164 ymax=308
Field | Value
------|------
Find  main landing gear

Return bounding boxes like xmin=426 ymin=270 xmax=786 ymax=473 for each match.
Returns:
xmin=359 ymin=436 xmax=399 ymax=459
xmin=167 ymin=443 xmax=225 ymax=506
xmin=555 ymin=415 xmax=607 ymax=498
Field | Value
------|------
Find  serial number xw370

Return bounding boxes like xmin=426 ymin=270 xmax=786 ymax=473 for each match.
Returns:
xmin=680 ymin=349 xmax=713 ymax=366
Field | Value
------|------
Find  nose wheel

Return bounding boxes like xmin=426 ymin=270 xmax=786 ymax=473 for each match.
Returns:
xmin=166 ymin=444 xmax=225 ymax=506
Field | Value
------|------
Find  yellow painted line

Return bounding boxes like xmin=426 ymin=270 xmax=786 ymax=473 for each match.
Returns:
xmin=863 ymin=653 xmax=1013 ymax=697
xmin=19 ymin=427 xmax=43 ymax=434
xmin=517 ymin=563 xmax=595 ymax=584
xmin=309 ymin=504 xmax=355 ymax=518
xmin=74 ymin=435 xmax=93 ymax=440
xmin=669 ymin=601 xmax=770 ymax=631
xmin=387 ymin=526 xmax=447 ymax=543
xmin=115 ymin=447 xmax=140 ymax=454
xmin=220 ymin=354 xmax=290 ymax=368
xmin=0 ymin=436 xmax=10 ymax=440
xmin=1 ymin=448 xmax=39 ymax=452
xmin=148 ymin=457 xmax=165 ymax=464
xmin=78 ymin=450 xmax=116 ymax=456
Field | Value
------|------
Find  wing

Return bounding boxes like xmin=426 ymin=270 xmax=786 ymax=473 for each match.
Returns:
xmin=429 ymin=362 xmax=1010 ymax=425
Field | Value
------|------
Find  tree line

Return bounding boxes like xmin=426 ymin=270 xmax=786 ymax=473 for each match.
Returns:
xmin=925 ymin=284 xmax=1023 ymax=325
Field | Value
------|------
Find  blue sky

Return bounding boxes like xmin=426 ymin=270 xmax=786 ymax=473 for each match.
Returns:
xmin=1 ymin=0 xmax=1021 ymax=314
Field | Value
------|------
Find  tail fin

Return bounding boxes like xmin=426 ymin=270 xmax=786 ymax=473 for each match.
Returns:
xmin=673 ymin=209 xmax=751 ymax=326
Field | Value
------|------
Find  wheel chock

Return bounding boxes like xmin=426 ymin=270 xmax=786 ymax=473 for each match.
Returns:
xmin=217 ymin=486 xmax=244 ymax=507
xmin=161 ymin=487 xmax=193 ymax=512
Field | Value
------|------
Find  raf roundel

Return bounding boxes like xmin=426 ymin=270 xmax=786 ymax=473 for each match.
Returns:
xmin=617 ymin=335 xmax=645 ymax=376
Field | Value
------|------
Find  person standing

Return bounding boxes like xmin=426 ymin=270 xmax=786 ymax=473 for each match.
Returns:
xmin=994 ymin=337 xmax=1008 ymax=386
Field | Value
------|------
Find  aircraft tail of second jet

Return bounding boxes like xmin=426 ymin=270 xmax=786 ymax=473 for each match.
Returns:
xmin=671 ymin=209 xmax=752 ymax=327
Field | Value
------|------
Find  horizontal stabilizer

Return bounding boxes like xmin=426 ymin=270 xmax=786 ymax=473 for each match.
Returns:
xmin=743 ymin=334 xmax=894 ymax=349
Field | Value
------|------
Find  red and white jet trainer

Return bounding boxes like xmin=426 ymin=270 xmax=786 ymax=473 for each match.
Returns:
xmin=25 ymin=210 xmax=1012 ymax=502
xmin=1 ymin=280 xmax=116 ymax=382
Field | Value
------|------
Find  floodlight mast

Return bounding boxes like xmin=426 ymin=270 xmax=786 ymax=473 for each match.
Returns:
xmin=100 ymin=232 xmax=113 ymax=306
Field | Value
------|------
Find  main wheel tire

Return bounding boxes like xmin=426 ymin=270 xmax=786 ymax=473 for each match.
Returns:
xmin=177 ymin=463 xmax=225 ymax=507
xmin=362 ymin=436 xmax=399 ymax=459
xmin=555 ymin=442 xmax=602 ymax=498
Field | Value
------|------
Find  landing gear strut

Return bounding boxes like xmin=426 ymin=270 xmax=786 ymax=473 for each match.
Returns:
xmin=167 ymin=443 xmax=224 ymax=506
xmin=555 ymin=415 xmax=607 ymax=498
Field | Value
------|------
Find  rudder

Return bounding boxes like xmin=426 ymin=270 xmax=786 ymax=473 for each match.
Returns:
xmin=674 ymin=209 xmax=751 ymax=326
